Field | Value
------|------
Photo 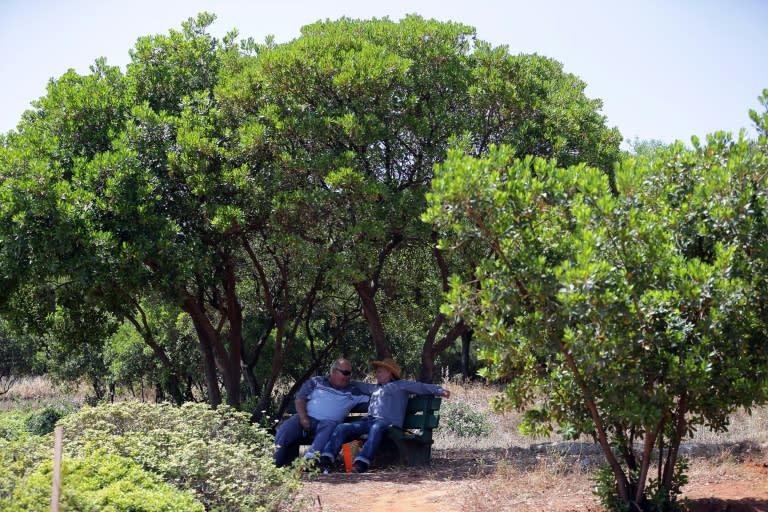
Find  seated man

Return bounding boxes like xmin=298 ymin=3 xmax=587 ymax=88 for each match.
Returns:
xmin=273 ymin=358 xmax=371 ymax=467
xmin=318 ymin=357 xmax=450 ymax=473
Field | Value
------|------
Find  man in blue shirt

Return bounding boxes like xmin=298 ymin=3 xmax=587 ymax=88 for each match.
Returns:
xmin=318 ymin=357 xmax=450 ymax=473
xmin=273 ymin=358 xmax=371 ymax=467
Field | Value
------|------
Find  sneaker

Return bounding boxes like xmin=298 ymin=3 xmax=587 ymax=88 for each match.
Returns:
xmin=319 ymin=456 xmax=334 ymax=474
xmin=351 ymin=460 xmax=368 ymax=474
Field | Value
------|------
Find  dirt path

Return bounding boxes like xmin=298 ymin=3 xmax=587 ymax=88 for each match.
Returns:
xmin=301 ymin=451 xmax=768 ymax=512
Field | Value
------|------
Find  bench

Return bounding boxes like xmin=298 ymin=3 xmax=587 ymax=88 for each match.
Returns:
xmin=284 ymin=394 xmax=442 ymax=466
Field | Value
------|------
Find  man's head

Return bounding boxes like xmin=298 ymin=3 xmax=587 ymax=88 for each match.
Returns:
xmin=372 ymin=357 xmax=401 ymax=384
xmin=328 ymin=358 xmax=353 ymax=388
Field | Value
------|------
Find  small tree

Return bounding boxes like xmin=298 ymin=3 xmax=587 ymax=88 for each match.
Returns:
xmin=424 ymin=105 xmax=768 ymax=509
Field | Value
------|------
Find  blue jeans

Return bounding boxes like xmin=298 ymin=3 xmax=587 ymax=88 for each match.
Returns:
xmin=273 ymin=415 xmax=339 ymax=467
xmin=321 ymin=416 xmax=391 ymax=465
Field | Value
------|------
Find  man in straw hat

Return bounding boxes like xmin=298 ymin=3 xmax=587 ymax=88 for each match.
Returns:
xmin=318 ymin=357 xmax=450 ymax=473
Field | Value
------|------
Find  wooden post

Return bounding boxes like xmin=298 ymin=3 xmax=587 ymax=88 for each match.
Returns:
xmin=51 ymin=425 xmax=62 ymax=512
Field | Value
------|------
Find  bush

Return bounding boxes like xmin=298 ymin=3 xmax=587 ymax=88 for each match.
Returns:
xmin=24 ymin=402 xmax=78 ymax=435
xmin=7 ymin=450 xmax=204 ymax=512
xmin=57 ymin=401 xmax=304 ymax=511
xmin=0 ymin=430 xmax=51 ymax=506
xmin=0 ymin=411 xmax=27 ymax=441
xmin=440 ymin=400 xmax=494 ymax=438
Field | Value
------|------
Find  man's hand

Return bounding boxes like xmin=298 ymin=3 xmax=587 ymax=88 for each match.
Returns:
xmin=295 ymin=398 xmax=311 ymax=431
xmin=441 ymin=389 xmax=451 ymax=398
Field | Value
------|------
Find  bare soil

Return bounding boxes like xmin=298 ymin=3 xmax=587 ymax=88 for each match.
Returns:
xmin=301 ymin=448 xmax=768 ymax=512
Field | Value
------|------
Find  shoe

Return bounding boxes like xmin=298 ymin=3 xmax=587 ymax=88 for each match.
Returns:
xmin=319 ymin=456 xmax=334 ymax=474
xmin=351 ymin=460 xmax=368 ymax=474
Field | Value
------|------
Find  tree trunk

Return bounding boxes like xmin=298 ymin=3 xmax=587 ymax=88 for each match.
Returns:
xmin=252 ymin=323 xmax=286 ymax=421
xmin=417 ymin=233 xmax=468 ymax=382
xmin=662 ymin=392 xmax=689 ymax=492
xmin=420 ymin=344 xmax=435 ymax=383
xmin=559 ymin=343 xmax=631 ymax=503
xmin=183 ymin=294 xmax=225 ymax=407
xmin=123 ymin=307 xmax=186 ymax=405
xmin=461 ymin=329 xmax=473 ymax=379
xmin=221 ymin=258 xmax=244 ymax=408
xmin=197 ymin=330 xmax=222 ymax=407
xmin=180 ymin=258 xmax=244 ymax=409
xmin=354 ymin=281 xmax=390 ymax=358
xmin=419 ymin=314 xmax=467 ymax=383
xmin=139 ymin=338 xmax=184 ymax=405
xmin=241 ymin=318 xmax=273 ymax=398
xmin=634 ymin=423 xmax=662 ymax=504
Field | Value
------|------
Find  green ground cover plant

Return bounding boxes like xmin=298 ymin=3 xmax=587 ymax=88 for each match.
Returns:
xmin=440 ymin=400 xmax=495 ymax=438
xmin=0 ymin=400 xmax=305 ymax=512
xmin=8 ymin=451 xmax=204 ymax=512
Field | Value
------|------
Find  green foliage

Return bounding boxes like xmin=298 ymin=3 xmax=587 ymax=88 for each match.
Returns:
xmin=748 ymin=88 xmax=768 ymax=138
xmin=645 ymin=458 xmax=689 ymax=512
xmin=1 ymin=11 xmax=622 ymax=413
xmin=57 ymin=401 xmax=304 ymax=511
xmin=440 ymin=400 xmax=494 ymax=438
xmin=24 ymin=402 xmax=78 ymax=435
xmin=425 ymin=103 xmax=768 ymax=509
xmin=0 ymin=411 xmax=26 ymax=441
xmin=0 ymin=319 xmax=41 ymax=394
xmin=593 ymin=464 xmax=632 ymax=512
xmin=593 ymin=458 xmax=689 ymax=512
xmin=8 ymin=450 xmax=204 ymax=512
xmin=0 ymin=425 xmax=50 ymax=505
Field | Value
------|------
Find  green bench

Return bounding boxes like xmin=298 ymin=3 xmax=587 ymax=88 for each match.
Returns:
xmin=285 ymin=394 xmax=442 ymax=467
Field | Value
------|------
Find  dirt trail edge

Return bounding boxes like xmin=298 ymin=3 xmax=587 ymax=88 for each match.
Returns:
xmin=300 ymin=449 xmax=768 ymax=512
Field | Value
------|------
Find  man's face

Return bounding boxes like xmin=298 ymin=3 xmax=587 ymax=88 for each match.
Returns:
xmin=329 ymin=360 xmax=353 ymax=388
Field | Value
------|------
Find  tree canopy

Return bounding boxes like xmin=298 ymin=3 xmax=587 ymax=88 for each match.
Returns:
xmin=423 ymin=90 xmax=768 ymax=509
xmin=0 ymin=12 xmax=622 ymax=410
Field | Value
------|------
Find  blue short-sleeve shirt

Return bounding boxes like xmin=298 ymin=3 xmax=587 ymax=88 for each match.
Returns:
xmin=298 ymin=376 xmax=371 ymax=422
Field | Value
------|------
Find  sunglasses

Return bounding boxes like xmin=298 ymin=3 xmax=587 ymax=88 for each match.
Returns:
xmin=333 ymin=368 xmax=352 ymax=376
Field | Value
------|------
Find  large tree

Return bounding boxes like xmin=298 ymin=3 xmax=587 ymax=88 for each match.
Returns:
xmin=424 ymin=99 xmax=768 ymax=509
xmin=226 ymin=15 xmax=622 ymax=380
xmin=1 ymin=13 xmax=622 ymax=412
xmin=1 ymin=13 xmax=357 ymax=409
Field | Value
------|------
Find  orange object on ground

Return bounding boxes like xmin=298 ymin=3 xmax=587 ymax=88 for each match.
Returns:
xmin=342 ymin=442 xmax=353 ymax=473
xmin=342 ymin=440 xmax=362 ymax=473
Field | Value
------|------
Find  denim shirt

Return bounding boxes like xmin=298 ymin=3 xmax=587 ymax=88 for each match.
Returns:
xmin=366 ymin=380 xmax=444 ymax=428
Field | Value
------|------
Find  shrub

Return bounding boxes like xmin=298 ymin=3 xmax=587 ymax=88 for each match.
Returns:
xmin=24 ymin=401 xmax=78 ymax=435
xmin=0 ymin=430 xmax=51 ymax=506
xmin=7 ymin=450 xmax=204 ymax=512
xmin=440 ymin=400 xmax=494 ymax=438
xmin=0 ymin=410 xmax=27 ymax=441
xmin=57 ymin=401 xmax=304 ymax=511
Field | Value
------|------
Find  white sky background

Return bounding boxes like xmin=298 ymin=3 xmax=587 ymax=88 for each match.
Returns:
xmin=1 ymin=0 xmax=766 ymax=146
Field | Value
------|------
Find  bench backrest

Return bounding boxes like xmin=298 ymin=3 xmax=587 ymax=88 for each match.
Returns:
xmin=284 ymin=394 xmax=441 ymax=433
xmin=402 ymin=395 xmax=441 ymax=431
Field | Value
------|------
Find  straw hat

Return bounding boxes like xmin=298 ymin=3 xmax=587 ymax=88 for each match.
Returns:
xmin=372 ymin=357 xmax=401 ymax=379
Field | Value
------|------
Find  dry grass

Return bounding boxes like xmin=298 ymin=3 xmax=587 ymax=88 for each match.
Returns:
xmin=0 ymin=376 xmax=71 ymax=411
xmin=433 ymin=381 xmax=768 ymax=512
xmin=462 ymin=459 xmax=598 ymax=512
xmin=0 ymin=375 xmax=151 ymax=412
xmin=436 ymin=380 xmax=768 ymax=449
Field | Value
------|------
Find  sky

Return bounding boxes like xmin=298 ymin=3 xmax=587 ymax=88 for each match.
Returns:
xmin=1 ymin=0 xmax=766 ymax=146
